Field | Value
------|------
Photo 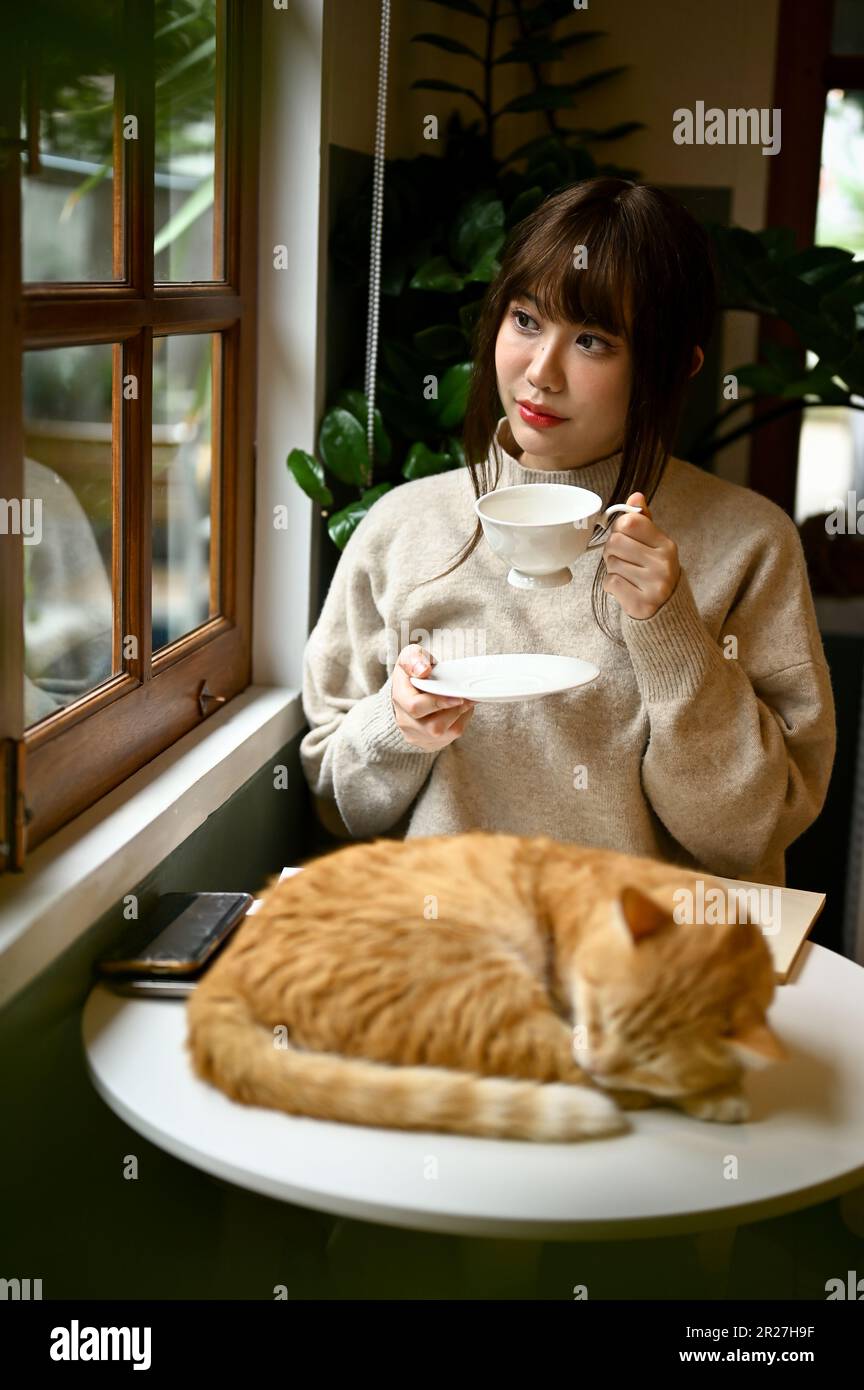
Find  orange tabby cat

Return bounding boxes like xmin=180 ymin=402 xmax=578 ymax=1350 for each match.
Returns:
xmin=186 ymin=830 xmax=787 ymax=1141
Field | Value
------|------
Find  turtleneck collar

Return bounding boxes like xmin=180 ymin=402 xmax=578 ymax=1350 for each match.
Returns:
xmin=489 ymin=415 xmax=624 ymax=504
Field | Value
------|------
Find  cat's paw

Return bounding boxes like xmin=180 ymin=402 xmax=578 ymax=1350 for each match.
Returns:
xmin=541 ymin=1083 xmax=631 ymax=1141
xmin=673 ymin=1086 xmax=750 ymax=1123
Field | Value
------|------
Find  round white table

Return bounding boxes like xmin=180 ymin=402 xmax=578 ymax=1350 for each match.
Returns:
xmin=82 ymin=940 xmax=864 ymax=1240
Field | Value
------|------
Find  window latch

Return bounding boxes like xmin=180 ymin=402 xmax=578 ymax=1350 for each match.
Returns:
xmin=197 ymin=681 xmax=227 ymax=718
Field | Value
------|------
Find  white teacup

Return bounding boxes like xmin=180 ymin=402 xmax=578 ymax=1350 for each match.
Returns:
xmin=474 ymin=483 xmax=643 ymax=589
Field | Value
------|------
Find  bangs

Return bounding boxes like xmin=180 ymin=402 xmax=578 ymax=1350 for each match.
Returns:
xmin=508 ymin=216 xmax=633 ymax=341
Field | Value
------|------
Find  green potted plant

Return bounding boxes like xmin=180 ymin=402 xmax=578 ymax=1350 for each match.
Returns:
xmin=289 ymin=0 xmax=864 ymax=554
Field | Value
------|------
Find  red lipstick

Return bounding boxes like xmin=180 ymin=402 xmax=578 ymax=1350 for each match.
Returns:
xmin=517 ymin=400 xmax=568 ymax=428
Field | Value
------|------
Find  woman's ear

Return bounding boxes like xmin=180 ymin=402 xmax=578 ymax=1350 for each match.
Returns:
xmin=689 ymin=345 xmax=704 ymax=379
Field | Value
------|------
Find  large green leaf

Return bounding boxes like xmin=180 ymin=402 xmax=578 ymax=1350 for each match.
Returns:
xmin=802 ymin=258 xmax=864 ymax=294
xmin=436 ymin=362 xmax=473 ymax=428
xmin=769 ymin=279 xmax=851 ymax=360
xmin=413 ymin=324 xmax=468 ymax=359
xmin=327 ymin=484 xmax=392 ymax=551
xmin=833 ymin=342 xmax=864 ymax=393
xmin=556 ymin=30 xmax=610 ymax=49
xmin=762 ymin=340 xmax=806 ymax=377
xmin=376 ymin=381 xmax=440 ymax=438
xmin=411 ymin=33 xmax=482 ymax=61
xmin=821 ymin=272 xmax=864 ymax=315
xmin=446 ymin=434 xmax=467 ymax=468
xmin=733 ymin=353 xmax=851 ymax=406
xmin=506 ymin=185 xmax=544 ymax=227
xmin=155 ymin=35 xmax=216 ymax=89
xmin=409 ymin=255 xmax=465 ymax=292
xmin=318 ymin=408 xmax=370 ymax=487
xmin=498 ymin=86 xmax=577 ymax=115
xmin=451 ymin=193 xmax=505 ymax=267
xmin=708 ymin=224 xmax=779 ymax=308
xmin=382 ymin=340 xmax=432 ymax=396
xmin=498 ymin=69 xmax=627 ymax=115
xmin=464 ymin=227 xmax=506 ymax=282
xmin=780 ymin=363 xmax=849 ymax=405
xmin=732 ymin=363 xmax=785 ymax=395
xmin=411 ymin=79 xmax=484 ymax=110
xmin=521 ymin=159 xmax=562 ymax=190
xmin=286 ymin=448 xmax=333 ymax=506
xmin=759 ymin=227 xmax=797 ymax=262
xmin=501 ymin=134 xmax=567 ymax=168
xmin=332 ymin=389 xmax=392 ymax=466
xmin=781 ymin=246 xmax=853 ymax=280
xmin=402 ymin=443 xmax=455 ymax=480
xmin=380 ymin=251 xmax=410 ymax=296
xmin=154 ymin=174 xmax=214 ymax=255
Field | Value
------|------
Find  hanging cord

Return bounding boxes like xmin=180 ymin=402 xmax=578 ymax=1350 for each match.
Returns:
xmin=363 ymin=0 xmax=390 ymax=487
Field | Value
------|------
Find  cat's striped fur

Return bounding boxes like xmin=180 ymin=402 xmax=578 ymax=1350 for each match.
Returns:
xmin=186 ymin=830 xmax=786 ymax=1141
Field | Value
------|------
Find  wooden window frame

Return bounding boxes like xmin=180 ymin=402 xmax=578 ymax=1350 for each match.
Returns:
xmin=0 ymin=0 xmax=261 ymax=870
xmin=751 ymin=0 xmax=864 ymax=511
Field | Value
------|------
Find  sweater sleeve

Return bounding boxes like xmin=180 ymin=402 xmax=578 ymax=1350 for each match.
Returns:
xmin=617 ymin=517 xmax=836 ymax=880
xmin=299 ymin=513 xmax=439 ymax=839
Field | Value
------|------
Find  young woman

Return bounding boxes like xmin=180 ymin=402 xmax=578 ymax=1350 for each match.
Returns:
xmin=299 ymin=178 xmax=836 ymax=887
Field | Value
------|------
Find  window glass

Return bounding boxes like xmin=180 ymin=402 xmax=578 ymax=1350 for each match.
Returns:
xmin=22 ymin=344 xmax=116 ymax=726
xmin=152 ymin=332 xmax=217 ymax=649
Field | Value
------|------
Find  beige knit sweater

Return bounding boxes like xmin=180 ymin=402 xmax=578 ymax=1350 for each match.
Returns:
xmin=300 ymin=418 xmax=836 ymax=886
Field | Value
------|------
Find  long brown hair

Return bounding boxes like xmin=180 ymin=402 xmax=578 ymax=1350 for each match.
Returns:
xmin=417 ymin=177 xmax=718 ymax=643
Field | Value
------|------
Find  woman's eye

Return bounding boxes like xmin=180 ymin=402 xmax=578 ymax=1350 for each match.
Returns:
xmin=511 ymin=308 xmax=535 ymax=331
xmin=577 ymin=332 xmax=609 ymax=353
xmin=509 ymin=309 xmax=611 ymax=352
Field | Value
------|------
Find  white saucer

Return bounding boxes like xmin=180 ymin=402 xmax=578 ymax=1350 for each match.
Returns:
xmin=409 ymin=653 xmax=599 ymax=703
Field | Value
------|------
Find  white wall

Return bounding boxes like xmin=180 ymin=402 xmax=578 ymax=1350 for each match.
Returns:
xmin=253 ymin=0 xmax=330 ymax=687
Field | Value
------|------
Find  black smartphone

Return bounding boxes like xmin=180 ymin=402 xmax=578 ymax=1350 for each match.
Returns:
xmin=105 ymin=976 xmax=197 ymax=998
xmin=96 ymin=892 xmax=253 ymax=979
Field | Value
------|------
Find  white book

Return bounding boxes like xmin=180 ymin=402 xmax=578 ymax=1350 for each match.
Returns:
xmin=714 ymin=876 xmax=826 ymax=983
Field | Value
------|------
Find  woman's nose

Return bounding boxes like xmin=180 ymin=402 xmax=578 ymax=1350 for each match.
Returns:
xmin=528 ymin=356 xmax=565 ymax=391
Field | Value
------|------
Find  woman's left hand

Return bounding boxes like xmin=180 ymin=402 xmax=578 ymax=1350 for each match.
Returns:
xmin=600 ymin=493 xmax=681 ymax=620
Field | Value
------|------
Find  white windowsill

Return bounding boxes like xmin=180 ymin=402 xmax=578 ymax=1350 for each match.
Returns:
xmin=0 ymin=685 xmax=305 ymax=1011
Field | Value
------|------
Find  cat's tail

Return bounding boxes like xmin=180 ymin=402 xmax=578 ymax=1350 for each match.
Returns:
xmin=186 ymin=989 xmax=629 ymax=1142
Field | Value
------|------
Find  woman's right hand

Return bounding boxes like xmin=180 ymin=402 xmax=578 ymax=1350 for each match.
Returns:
xmin=391 ymin=645 xmax=476 ymax=750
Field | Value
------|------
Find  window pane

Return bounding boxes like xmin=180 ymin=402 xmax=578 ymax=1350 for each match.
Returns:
xmin=22 ymin=345 xmax=116 ymax=727
xmin=815 ymin=90 xmax=864 ymax=252
xmin=154 ymin=0 xmax=222 ymax=281
xmin=21 ymin=3 xmax=121 ymax=281
xmin=832 ymin=0 xmax=864 ymax=54
xmin=152 ymin=333 xmax=217 ymax=650
xmin=794 ymin=89 xmax=864 ymax=529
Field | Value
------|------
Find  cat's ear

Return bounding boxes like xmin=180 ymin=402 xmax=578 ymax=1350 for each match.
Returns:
xmin=614 ymin=885 xmax=670 ymax=945
xmin=726 ymin=1020 xmax=789 ymax=1069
